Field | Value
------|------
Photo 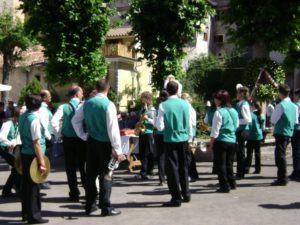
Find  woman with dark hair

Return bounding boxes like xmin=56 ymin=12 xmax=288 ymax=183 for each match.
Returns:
xmin=19 ymin=94 xmax=48 ymax=224
xmin=155 ymin=90 xmax=169 ymax=185
xmin=208 ymin=90 xmax=239 ymax=193
xmin=244 ymin=102 xmax=265 ymax=174
xmin=0 ymin=108 xmax=21 ymax=197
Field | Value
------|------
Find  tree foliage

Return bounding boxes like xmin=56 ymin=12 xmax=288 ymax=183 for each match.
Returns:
xmin=18 ymin=77 xmax=43 ymax=105
xmin=20 ymin=0 xmax=112 ymax=88
xmin=0 ymin=11 xmax=32 ymax=102
xmin=222 ymin=0 xmax=300 ymax=55
xmin=128 ymin=0 xmax=214 ymax=90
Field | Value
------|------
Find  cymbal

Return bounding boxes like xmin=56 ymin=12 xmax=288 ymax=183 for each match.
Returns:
xmin=30 ymin=156 xmax=50 ymax=184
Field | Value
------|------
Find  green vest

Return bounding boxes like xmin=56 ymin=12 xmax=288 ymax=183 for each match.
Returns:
xmin=83 ymin=95 xmax=111 ymax=142
xmin=217 ymin=107 xmax=238 ymax=143
xmin=236 ymin=100 xmax=250 ymax=131
xmin=248 ymin=112 xmax=264 ymax=141
xmin=42 ymin=103 xmax=53 ymax=134
xmin=19 ymin=112 xmax=46 ymax=155
xmin=294 ymin=101 xmax=300 ymax=131
xmin=61 ymin=99 xmax=80 ymax=137
xmin=274 ymin=100 xmax=296 ymax=137
xmin=0 ymin=120 xmax=18 ymax=148
xmin=140 ymin=106 xmax=155 ymax=135
xmin=162 ymin=97 xmax=189 ymax=143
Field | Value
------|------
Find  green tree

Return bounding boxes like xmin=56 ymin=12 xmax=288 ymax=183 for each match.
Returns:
xmin=128 ymin=0 xmax=214 ymax=90
xmin=18 ymin=77 xmax=43 ymax=105
xmin=20 ymin=0 xmax=112 ymax=88
xmin=222 ymin=1 xmax=300 ymax=58
xmin=0 ymin=12 xmax=32 ymax=103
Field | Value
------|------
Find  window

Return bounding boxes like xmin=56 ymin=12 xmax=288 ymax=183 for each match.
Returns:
xmin=35 ymin=74 xmax=41 ymax=81
xmin=214 ymin=35 xmax=224 ymax=43
xmin=203 ymin=32 xmax=208 ymax=42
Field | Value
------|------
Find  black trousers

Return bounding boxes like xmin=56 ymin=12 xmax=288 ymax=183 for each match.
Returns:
xmin=291 ymin=130 xmax=300 ymax=176
xmin=274 ymin=135 xmax=290 ymax=182
xmin=187 ymin=151 xmax=199 ymax=179
xmin=155 ymin=134 xmax=166 ymax=183
xmin=85 ymin=137 xmax=112 ymax=211
xmin=0 ymin=147 xmax=21 ymax=194
xmin=236 ymin=130 xmax=246 ymax=177
xmin=214 ymin=141 xmax=236 ymax=191
xmin=245 ymin=140 xmax=261 ymax=173
xmin=164 ymin=141 xmax=190 ymax=202
xmin=21 ymin=154 xmax=42 ymax=222
xmin=63 ymin=137 xmax=86 ymax=198
xmin=139 ymin=133 xmax=154 ymax=176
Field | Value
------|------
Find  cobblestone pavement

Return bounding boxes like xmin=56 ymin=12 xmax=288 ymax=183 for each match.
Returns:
xmin=0 ymin=146 xmax=299 ymax=225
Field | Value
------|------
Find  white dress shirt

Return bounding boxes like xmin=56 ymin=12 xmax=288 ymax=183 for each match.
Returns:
xmin=210 ymin=108 xmax=239 ymax=139
xmin=38 ymin=102 xmax=52 ymax=140
xmin=51 ymin=98 xmax=80 ymax=138
xmin=238 ymin=100 xmax=252 ymax=125
xmin=155 ymin=95 xmax=193 ymax=142
xmin=271 ymin=97 xmax=299 ymax=125
xmin=0 ymin=121 xmax=16 ymax=146
xmin=71 ymin=94 xmax=122 ymax=155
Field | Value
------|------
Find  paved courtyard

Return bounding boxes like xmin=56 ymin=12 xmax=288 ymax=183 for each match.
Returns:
xmin=0 ymin=146 xmax=300 ymax=225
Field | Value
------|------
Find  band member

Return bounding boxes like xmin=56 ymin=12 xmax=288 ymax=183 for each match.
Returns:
xmin=136 ymin=91 xmax=156 ymax=180
xmin=0 ymin=109 xmax=20 ymax=197
xmin=51 ymin=85 xmax=86 ymax=201
xmin=271 ymin=84 xmax=298 ymax=186
xmin=235 ymin=86 xmax=252 ymax=179
xmin=72 ymin=79 xmax=124 ymax=216
xmin=208 ymin=90 xmax=239 ymax=193
xmin=155 ymin=90 xmax=169 ymax=186
xmin=156 ymin=81 xmax=192 ymax=207
xmin=163 ymin=75 xmax=183 ymax=97
xmin=244 ymin=102 xmax=265 ymax=174
xmin=19 ymin=94 xmax=48 ymax=224
xmin=290 ymin=89 xmax=300 ymax=179
xmin=39 ymin=90 xmax=54 ymax=189
xmin=181 ymin=93 xmax=198 ymax=181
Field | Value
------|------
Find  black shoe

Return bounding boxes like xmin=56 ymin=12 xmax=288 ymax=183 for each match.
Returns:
xmin=162 ymin=200 xmax=181 ymax=207
xmin=253 ymin=170 xmax=260 ymax=174
xmin=182 ymin=196 xmax=191 ymax=203
xmin=85 ymin=204 xmax=98 ymax=215
xmin=230 ymin=184 xmax=236 ymax=190
xmin=271 ymin=180 xmax=287 ymax=186
xmin=27 ymin=218 xmax=49 ymax=224
xmin=235 ymin=175 xmax=244 ymax=180
xmin=140 ymin=175 xmax=149 ymax=180
xmin=2 ymin=191 xmax=17 ymax=198
xmin=288 ymin=173 xmax=300 ymax=180
xmin=69 ymin=196 xmax=79 ymax=202
xmin=216 ymin=188 xmax=230 ymax=193
xmin=101 ymin=209 xmax=121 ymax=217
xmin=40 ymin=182 xmax=51 ymax=190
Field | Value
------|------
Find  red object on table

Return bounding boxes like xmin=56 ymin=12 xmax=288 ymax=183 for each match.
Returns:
xmin=120 ymin=129 xmax=135 ymax=136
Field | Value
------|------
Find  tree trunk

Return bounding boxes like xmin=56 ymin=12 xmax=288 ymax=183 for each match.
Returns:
xmin=2 ymin=53 xmax=13 ymax=103
xmin=252 ymin=41 xmax=269 ymax=59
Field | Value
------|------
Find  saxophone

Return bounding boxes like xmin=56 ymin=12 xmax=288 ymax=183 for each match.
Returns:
xmin=134 ymin=104 xmax=148 ymax=136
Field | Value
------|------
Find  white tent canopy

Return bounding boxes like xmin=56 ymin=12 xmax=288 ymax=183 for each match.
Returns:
xmin=0 ymin=84 xmax=12 ymax=92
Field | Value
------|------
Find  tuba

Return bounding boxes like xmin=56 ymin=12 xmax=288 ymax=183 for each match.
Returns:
xmin=134 ymin=104 xmax=148 ymax=136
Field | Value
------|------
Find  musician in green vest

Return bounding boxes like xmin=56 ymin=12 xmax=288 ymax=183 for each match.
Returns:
xmin=136 ymin=91 xmax=156 ymax=180
xmin=156 ymin=81 xmax=192 ymax=207
xmin=19 ymin=94 xmax=48 ymax=224
xmin=235 ymin=86 xmax=252 ymax=179
xmin=244 ymin=102 xmax=265 ymax=174
xmin=154 ymin=90 xmax=169 ymax=186
xmin=39 ymin=90 xmax=54 ymax=190
xmin=289 ymin=89 xmax=300 ymax=179
xmin=271 ymin=84 xmax=298 ymax=186
xmin=208 ymin=90 xmax=239 ymax=193
xmin=72 ymin=79 xmax=124 ymax=216
xmin=51 ymin=85 xmax=86 ymax=202
xmin=0 ymin=109 xmax=20 ymax=197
